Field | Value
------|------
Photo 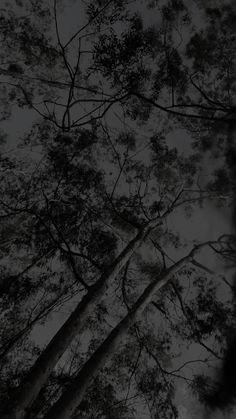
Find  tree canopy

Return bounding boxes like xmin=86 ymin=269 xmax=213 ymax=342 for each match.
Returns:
xmin=0 ymin=0 xmax=235 ymax=418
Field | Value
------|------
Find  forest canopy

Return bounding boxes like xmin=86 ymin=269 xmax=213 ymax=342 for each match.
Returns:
xmin=0 ymin=0 xmax=235 ymax=418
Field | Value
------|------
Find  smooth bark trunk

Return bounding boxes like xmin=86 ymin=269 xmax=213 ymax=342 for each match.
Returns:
xmin=5 ymin=220 xmax=157 ymax=419
xmin=43 ymin=248 xmax=199 ymax=419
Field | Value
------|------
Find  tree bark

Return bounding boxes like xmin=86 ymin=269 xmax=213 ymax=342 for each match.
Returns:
xmin=4 ymin=219 xmax=158 ymax=419
xmin=43 ymin=247 xmax=201 ymax=419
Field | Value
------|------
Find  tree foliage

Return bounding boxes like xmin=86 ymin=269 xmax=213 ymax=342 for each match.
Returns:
xmin=0 ymin=0 xmax=235 ymax=418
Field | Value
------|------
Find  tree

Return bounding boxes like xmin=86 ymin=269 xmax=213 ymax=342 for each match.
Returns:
xmin=43 ymin=239 xmax=229 ymax=419
xmin=0 ymin=0 xmax=235 ymax=418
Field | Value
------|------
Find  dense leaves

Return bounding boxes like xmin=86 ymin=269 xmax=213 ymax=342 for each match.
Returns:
xmin=0 ymin=0 xmax=235 ymax=418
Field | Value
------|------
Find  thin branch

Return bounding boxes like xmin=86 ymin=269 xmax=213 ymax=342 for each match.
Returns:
xmin=64 ymin=0 xmax=114 ymax=49
xmin=170 ymin=281 xmax=223 ymax=360
xmin=132 ymin=92 xmax=235 ymax=123
xmin=123 ymin=342 xmax=142 ymax=406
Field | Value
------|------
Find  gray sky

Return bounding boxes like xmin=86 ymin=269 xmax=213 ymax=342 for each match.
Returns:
xmin=1 ymin=1 xmax=235 ymax=418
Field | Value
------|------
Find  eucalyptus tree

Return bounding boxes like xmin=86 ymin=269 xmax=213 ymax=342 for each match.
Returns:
xmin=0 ymin=1 xmax=235 ymax=419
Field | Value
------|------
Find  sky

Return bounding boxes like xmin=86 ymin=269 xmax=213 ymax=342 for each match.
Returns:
xmin=1 ymin=0 xmax=235 ymax=418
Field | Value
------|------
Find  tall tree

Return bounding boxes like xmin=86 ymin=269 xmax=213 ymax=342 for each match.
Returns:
xmin=0 ymin=1 xmax=235 ymax=418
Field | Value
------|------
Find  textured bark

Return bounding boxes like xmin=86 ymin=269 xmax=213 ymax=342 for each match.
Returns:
xmin=43 ymin=250 xmax=197 ymax=419
xmin=5 ymin=220 xmax=157 ymax=419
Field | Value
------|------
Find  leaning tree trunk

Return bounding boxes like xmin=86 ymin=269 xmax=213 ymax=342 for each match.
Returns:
xmin=43 ymin=244 xmax=204 ymax=419
xmin=4 ymin=219 xmax=159 ymax=419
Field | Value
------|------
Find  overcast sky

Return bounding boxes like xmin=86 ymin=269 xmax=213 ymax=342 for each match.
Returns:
xmin=1 ymin=1 xmax=235 ymax=418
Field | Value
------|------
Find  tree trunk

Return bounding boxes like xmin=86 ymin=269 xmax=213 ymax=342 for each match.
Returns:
xmin=5 ymin=220 xmax=157 ymax=419
xmin=43 ymin=249 xmax=197 ymax=419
